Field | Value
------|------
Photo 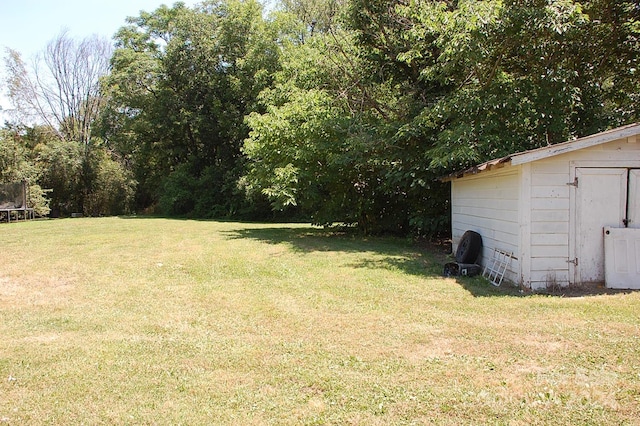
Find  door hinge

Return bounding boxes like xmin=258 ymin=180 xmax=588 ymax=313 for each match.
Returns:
xmin=566 ymin=177 xmax=579 ymax=187
xmin=567 ymin=258 xmax=578 ymax=266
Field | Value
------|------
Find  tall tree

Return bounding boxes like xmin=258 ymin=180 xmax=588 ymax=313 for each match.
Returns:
xmin=244 ymin=0 xmax=456 ymax=235
xmin=245 ymin=0 xmax=639 ymax=236
xmin=103 ymin=0 xmax=281 ymax=217
xmin=4 ymin=31 xmax=112 ymax=145
xmin=350 ymin=0 xmax=640 ymax=170
xmin=3 ymin=32 xmax=136 ymax=217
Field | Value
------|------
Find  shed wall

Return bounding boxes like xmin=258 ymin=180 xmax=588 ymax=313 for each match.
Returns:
xmin=528 ymin=159 xmax=571 ymax=288
xmin=450 ymin=133 xmax=640 ymax=290
xmin=527 ymin=136 xmax=640 ymax=289
xmin=451 ymin=168 xmax=520 ymax=283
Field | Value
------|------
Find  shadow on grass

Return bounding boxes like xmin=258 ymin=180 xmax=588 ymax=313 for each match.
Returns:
xmin=222 ymin=225 xmax=526 ymax=298
xmin=121 ymin=217 xmax=635 ymax=298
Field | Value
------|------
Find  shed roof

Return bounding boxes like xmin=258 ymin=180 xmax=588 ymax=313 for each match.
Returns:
xmin=441 ymin=122 xmax=640 ymax=181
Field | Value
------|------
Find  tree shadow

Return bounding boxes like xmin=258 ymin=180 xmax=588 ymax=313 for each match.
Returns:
xmin=122 ymin=217 xmax=637 ymax=298
xmin=221 ymin=225 xmax=526 ymax=298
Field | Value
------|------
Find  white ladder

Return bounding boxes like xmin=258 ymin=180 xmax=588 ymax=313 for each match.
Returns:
xmin=483 ymin=249 xmax=515 ymax=286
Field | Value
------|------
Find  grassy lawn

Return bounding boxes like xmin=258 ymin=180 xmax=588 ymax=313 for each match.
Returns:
xmin=1 ymin=217 xmax=639 ymax=425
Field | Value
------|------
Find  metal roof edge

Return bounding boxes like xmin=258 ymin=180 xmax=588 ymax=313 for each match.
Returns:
xmin=510 ymin=122 xmax=640 ymax=166
xmin=440 ymin=122 xmax=640 ymax=182
xmin=439 ymin=155 xmax=512 ymax=182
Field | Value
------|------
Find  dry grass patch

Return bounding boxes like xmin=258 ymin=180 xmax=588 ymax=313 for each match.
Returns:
xmin=1 ymin=217 xmax=639 ymax=425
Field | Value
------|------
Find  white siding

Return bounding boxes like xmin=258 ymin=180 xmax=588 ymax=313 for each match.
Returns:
xmin=449 ymin=131 xmax=640 ymax=290
xmin=527 ymin=137 xmax=640 ymax=289
xmin=451 ymin=168 xmax=520 ymax=283
xmin=528 ymin=159 xmax=571 ymax=289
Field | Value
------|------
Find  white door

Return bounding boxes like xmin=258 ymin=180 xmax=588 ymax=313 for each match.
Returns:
xmin=575 ymin=168 xmax=628 ymax=284
xmin=604 ymin=170 xmax=640 ymax=289
xmin=604 ymin=227 xmax=640 ymax=289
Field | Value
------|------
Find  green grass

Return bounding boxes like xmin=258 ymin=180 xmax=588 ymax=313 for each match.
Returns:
xmin=1 ymin=217 xmax=639 ymax=425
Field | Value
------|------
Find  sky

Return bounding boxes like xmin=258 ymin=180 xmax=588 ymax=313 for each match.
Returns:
xmin=0 ymin=0 xmax=200 ymax=113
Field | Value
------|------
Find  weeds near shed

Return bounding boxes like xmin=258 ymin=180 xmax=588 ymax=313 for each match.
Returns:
xmin=544 ymin=272 xmax=563 ymax=293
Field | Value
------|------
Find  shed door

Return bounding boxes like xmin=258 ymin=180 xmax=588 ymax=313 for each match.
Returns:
xmin=575 ymin=168 xmax=628 ymax=284
xmin=629 ymin=170 xmax=640 ymax=229
xmin=604 ymin=227 xmax=640 ymax=289
xmin=603 ymin=170 xmax=640 ymax=289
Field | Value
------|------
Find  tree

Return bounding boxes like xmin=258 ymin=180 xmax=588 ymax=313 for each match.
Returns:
xmin=4 ymin=31 xmax=112 ymax=145
xmin=0 ymin=126 xmax=51 ymax=216
xmin=351 ymin=0 xmax=640 ymax=170
xmin=243 ymin=1 xmax=452 ymax=235
xmin=244 ymin=0 xmax=639 ymax=236
xmin=103 ymin=0 xmax=281 ymax=217
xmin=3 ymin=31 xmax=129 ymax=217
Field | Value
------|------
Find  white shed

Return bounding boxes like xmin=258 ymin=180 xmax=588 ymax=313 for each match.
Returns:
xmin=443 ymin=122 xmax=640 ymax=290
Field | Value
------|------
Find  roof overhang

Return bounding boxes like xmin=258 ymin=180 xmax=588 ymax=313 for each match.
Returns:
xmin=441 ymin=122 xmax=640 ymax=182
xmin=440 ymin=155 xmax=512 ymax=182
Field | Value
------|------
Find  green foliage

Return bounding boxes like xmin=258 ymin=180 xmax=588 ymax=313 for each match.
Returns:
xmin=3 ymin=0 xmax=637 ymax=232
xmin=35 ymin=138 xmax=84 ymax=215
xmin=29 ymin=132 xmax=135 ymax=217
xmin=158 ymin=164 xmax=198 ymax=216
xmin=84 ymin=149 xmax=137 ymax=217
xmin=158 ymin=161 xmax=275 ymax=219
xmin=245 ymin=87 xmax=353 ymax=222
xmin=378 ymin=0 xmax=640 ymax=171
xmin=103 ymin=0 xmax=281 ymax=218
xmin=242 ymin=0 xmax=638 ymax=236
xmin=0 ymin=127 xmax=51 ymax=216
xmin=0 ymin=128 xmax=33 ymax=183
xmin=244 ymin=3 xmax=451 ymax=235
xmin=26 ymin=185 xmax=52 ymax=217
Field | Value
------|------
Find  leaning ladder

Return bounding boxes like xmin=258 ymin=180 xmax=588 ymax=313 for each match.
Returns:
xmin=483 ymin=248 xmax=515 ymax=286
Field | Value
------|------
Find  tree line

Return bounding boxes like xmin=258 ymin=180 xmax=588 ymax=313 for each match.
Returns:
xmin=2 ymin=0 xmax=638 ymax=235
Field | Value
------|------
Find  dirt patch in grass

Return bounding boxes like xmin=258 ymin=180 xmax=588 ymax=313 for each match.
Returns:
xmin=0 ymin=274 xmax=76 ymax=306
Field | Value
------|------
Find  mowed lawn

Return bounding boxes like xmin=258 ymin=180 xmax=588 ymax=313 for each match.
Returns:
xmin=1 ymin=218 xmax=639 ymax=425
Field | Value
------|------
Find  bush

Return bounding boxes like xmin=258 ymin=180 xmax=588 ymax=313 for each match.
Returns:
xmin=0 ymin=128 xmax=51 ymax=216
xmin=36 ymin=138 xmax=84 ymax=216
xmin=28 ymin=184 xmax=52 ymax=217
xmin=158 ymin=165 xmax=198 ymax=216
xmin=84 ymin=149 xmax=137 ymax=216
